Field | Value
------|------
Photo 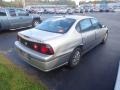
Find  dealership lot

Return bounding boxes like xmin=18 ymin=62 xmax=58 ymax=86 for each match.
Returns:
xmin=0 ymin=12 xmax=120 ymax=90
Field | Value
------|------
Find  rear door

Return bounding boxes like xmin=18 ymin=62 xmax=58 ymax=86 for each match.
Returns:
xmin=78 ymin=18 xmax=96 ymax=51
xmin=16 ymin=9 xmax=33 ymax=27
xmin=7 ymin=9 xmax=21 ymax=29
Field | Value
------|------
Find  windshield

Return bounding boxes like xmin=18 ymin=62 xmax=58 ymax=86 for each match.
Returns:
xmin=35 ymin=18 xmax=76 ymax=34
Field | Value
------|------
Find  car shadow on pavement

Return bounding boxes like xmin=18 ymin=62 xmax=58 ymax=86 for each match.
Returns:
xmin=0 ymin=27 xmax=32 ymax=34
xmin=0 ymin=30 xmax=18 ymax=34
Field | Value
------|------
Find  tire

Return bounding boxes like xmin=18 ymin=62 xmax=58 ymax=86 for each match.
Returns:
xmin=68 ymin=48 xmax=81 ymax=68
xmin=32 ymin=20 xmax=40 ymax=27
xmin=101 ymin=32 xmax=108 ymax=44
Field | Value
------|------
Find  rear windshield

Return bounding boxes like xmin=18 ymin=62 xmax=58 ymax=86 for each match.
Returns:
xmin=35 ymin=18 xmax=76 ymax=34
xmin=0 ymin=9 xmax=6 ymax=16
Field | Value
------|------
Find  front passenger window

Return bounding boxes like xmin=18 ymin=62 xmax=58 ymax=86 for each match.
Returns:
xmin=17 ymin=9 xmax=28 ymax=16
xmin=91 ymin=18 xmax=102 ymax=29
xmin=80 ymin=19 xmax=92 ymax=32
xmin=8 ymin=9 xmax=16 ymax=17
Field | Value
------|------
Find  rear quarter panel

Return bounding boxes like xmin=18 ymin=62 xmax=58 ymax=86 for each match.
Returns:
xmin=44 ymin=24 xmax=83 ymax=58
xmin=0 ymin=16 xmax=10 ymax=30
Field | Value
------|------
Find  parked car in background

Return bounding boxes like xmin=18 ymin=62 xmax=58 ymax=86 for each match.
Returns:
xmin=99 ymin=2 xmax=110 ymax=12
xmin=74 ymin=8 xmax=80 ymax=13
xmin=99 ymin=7 xmax=109 ymax=12
xmin=36 ymin=8 xmax=45 ymax=14
xmin=67 ymin=8 xmax=74 ymax=14
xmin=0 ymin=8 xmax=41 ymax=31
xmin=93 ymin=8 xmax=100 ymax=12
xmin=15 ymin=15 xmax=108 ymax=72
xmin=109 ymin=7 xmax=115 ymax=12
xmin=27 ymin=8 xmax=37 ymax=14
xmin=56 ymin=8 xmax=68 ymax=14
xmin=114 ymin=5 xmax=120 ymax=12
xmin=46 ymin=8 xmax=55 ymax=14
xmin=80 ymin=8 xmax=84 ymax=13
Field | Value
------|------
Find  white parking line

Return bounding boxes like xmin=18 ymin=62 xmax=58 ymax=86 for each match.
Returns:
xmin=114 ymin=61 xmax=120 ymax=90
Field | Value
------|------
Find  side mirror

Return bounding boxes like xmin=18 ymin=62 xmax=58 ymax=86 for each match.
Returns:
xmin=98 ymin=23 xmax=106 ymax=28
xmin=102 ymin=25 xmax=106 ymax=28
xmin=102 ymin=25 xmax=107 ymax=28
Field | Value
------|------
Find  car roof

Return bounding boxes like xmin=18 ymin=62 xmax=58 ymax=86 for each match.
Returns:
xmin=53 ymin=15 xmax=94 ymax=20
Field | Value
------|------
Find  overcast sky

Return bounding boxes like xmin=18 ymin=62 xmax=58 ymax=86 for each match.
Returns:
xmin=4 ymin=0 xmax=95 ymax=2
xmin=4 ymin=0 xmax=95 ymax=5
xmin=4 ymin=0 xmax=14 ymax=2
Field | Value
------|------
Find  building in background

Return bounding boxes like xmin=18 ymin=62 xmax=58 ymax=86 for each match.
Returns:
xmin=22 ymin=0 xmax=75 ymax=7
xmin=78 ymin=0 xmax=120 ymax=12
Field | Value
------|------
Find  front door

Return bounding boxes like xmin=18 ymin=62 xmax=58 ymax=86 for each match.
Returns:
xmin=7 ymin=9 xmax=21 ymax=29
xmin=90 ymin=18 xmax=106 ymax=44
xmin=16 ymin=9 xmax=32 ymax=27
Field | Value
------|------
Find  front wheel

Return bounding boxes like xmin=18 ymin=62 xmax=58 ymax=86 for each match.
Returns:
xmin=68 ymin=48 xmax=81 ymax=68
xmin=101 ymin=32 xmax=108 ymax=44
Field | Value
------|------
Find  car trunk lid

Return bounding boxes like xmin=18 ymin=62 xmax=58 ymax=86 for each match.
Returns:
xmin=18 ymin=28 xmax=62 ymax=42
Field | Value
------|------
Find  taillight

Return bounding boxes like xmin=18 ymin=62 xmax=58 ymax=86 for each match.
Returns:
xmin=33 ymin=43 xmax=54 ymax=55
xmin=41 ymin=45 xmax=49 ymax=54
xmin=33 ymin=43 xmax=39 ymax=51
xmin=17 ymin=35 xmax=54 ymax=55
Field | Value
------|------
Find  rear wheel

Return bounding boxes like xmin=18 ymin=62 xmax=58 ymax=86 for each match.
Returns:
xmin=68 ymin=48 xmax=81 ymax=68
xmin=32 ymin=20 xmax=40 ymax=27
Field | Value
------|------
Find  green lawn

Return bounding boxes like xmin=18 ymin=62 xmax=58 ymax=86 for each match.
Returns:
xmin=0 ymin=54 xmax=47 ymax=90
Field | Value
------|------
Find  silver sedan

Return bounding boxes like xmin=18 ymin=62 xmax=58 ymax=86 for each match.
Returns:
xmin=15 ymin=15 xmax=108 ymax=72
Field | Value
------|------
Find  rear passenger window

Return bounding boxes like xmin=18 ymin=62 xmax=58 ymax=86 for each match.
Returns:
xmin=8 ymin=9 xmax=16 ymax=17
xmin=80 ymin=19 xmax=92 ymax=32
xmin=91 ymin=18 xmax=102 ymax=29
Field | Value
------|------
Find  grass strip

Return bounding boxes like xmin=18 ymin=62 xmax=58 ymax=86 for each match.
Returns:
xmin=0 ymin=54 xmax=47 ymax=90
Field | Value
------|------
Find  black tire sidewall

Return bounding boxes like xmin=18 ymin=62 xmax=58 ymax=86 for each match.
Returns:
xmin=101 ymin=32 xmax=108 ymax=44
xmin=32 ymin=20 xmax=40 ymax=27
xmin=68 ymin=48 xmax=81 ymax=68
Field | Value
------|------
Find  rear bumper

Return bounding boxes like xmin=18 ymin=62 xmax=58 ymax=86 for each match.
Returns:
xmin=15 ymin=41 xmax=71 ymax=72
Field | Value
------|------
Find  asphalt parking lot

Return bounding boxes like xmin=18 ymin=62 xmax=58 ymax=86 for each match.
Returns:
xmin=0 ymin=12 xmax=120 ymax=90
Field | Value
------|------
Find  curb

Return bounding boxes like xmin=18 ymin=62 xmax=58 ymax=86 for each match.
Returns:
xmin=114 ymin=61 xmax=120 ymax=90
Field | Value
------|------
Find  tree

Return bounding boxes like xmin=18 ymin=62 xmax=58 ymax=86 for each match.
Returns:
xmin=14 ymin=0 xmax=23 ymax=7
xmin=0 ymin=0 xmax=2 ymax=6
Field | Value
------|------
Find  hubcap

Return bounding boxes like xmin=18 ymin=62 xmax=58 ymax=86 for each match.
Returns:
xmin=104 ymin=33 xmax=108 ymax=41
xmin=72 ymin=51 xmax=81 ymax=65
xmin=34 ymin=21 xmax=39 ymax=26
